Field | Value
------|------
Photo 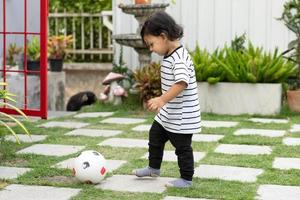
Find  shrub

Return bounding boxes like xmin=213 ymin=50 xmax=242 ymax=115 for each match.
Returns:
xmin=279 ymin=0 xmax=300 ymax=89
xmin=48 ymin=35 xmax=73 ymax=59
xmin=7 ymin=43 xmax=23 ymax=66
xmin=133 ymin=62 xmax=162 ymax=105
xmin=191 ymin=45 xmax=226 ymax=84
xmin=213 ymin=44 xmax=296 ymax=83
xmin=27 ymin=37 xmax=40 ymax=61
xmin=191 ymin=35 xmax=297 ymax=84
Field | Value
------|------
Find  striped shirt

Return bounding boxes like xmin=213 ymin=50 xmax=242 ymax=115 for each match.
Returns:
xmin=155 ymin=45 xmax=201 ymax=134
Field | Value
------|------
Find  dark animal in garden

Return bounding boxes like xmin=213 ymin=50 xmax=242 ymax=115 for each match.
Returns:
xmin=66 ymin=91 xmax=96 ymax=111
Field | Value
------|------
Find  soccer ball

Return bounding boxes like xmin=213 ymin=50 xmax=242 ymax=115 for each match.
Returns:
xmin=73 ymin=150 xmax=107 ymax=184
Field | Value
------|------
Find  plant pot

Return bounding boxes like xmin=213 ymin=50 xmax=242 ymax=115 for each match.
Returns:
xmin=27 ymin=60 xmax=40 ymax=75
xmin=287 ymin=90 xmax=300 ymax=112
xmin=49 ymin=58 xmax=63 ymax=72
xmin=134 ymin=0 xmax=151 ymax=4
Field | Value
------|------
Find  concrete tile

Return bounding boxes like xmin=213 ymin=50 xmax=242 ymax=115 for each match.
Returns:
xmin=283 ymin=137 xmax=300 ymax=146
xmin=194 ymin=164 xmax=263 ymax=183
xmin=95 ymin=175 xmax=175 ymax=193
xmin=53 ymin=158 xmax=75 ymax=169
xmin=47 ymin=111 xmax=76 ymax=119
xmin=17 ymin=144 xmax=85 ymax=156
xmin=0 ymin=184 xmax=81 ymax=200
xmin=234 ymin=129 xmax=285 ymax=137
xmin=100 ymin=117 xmax=146 ymax=125
xmin=193 ymin=134 xmax=224 ymax=142
xmin=249 ymin=118 xmax=288 ymax=124
xmin=5 ymin=134 xmax=47 ymax=143
xmin=290 ymin=124 xmax=300 ymax=133
xmin=256 ymin=184 xmax=300 ymax=200
xmin=214 ymin=144 xmax=272 ymax=155
xmin=132 ymin=124 xmax=151 ymax=132
xmin=53 ymin=158 xmax=126 ymax=172
xmin=74 ymin=112 xmax=114 ymax=118
xmin=142 ymin=151 xmax=206 ymax=162
xmin=65 ymin=129 xmax=122 ymax=137
xmin=0 ymin=166 xmax=31 ymax=179
xmin=202 ymin=120 xmax=238 ymax=128
xmin=164 ymin=196 xmax=216 ymax=200
xmin=98 ymin=138 xmax=148 ymax=148
xmin=273 ymin=157 xmax=300 ymax=170
xmin=39 ymin=121 xmax=89 ymax=129
xmin=106 ymin=160 xmax=127 ymax=172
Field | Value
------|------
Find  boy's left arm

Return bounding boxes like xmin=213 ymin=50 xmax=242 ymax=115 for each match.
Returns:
xmin=147 ymin=81 xmax=187 ymax=112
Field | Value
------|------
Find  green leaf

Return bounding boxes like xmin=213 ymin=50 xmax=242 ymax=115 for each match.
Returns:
xmin=0 ymin=119 xmax=20 ymax=144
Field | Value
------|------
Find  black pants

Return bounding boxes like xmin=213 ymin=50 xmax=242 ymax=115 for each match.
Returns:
xmin=148 ymin=120 xmax=194 ymax=181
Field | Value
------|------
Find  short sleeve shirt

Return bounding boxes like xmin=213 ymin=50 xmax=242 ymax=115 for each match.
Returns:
xmin=155 ymin=46 xmax=201 ymax=134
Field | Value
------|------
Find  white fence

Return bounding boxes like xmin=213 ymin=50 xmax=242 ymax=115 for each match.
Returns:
xmin=48 ymin=10 xmax=113 ymax=61
xmin=113 ymin=0 xmax=293 ymax=69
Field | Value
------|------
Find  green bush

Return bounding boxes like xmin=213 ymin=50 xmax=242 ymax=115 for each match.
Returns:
xmin=191 ymin=37 xmax=297 ymax=84
xmin=27 ymin=37 xmax=40 ymax=61
xmin=133 ymin=62 xmax=162 ymax=104
xmin=191 ymin=45 xmax=226 ymax=84
xmin=279 ymin=0 xmax=300 ymax=89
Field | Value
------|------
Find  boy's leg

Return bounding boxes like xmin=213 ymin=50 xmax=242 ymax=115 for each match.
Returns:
xmin=167 ymin=132 xmax=194 ymax=187
xmin=148 ymin=121 xmax=168 ymax=169
xmin=133 ymin=120 xmax=168 ymax=177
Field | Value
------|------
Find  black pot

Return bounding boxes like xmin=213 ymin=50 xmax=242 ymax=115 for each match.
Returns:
xmin=27 ymin=60 xmax=40 ymax=75
xmin=49 ymin=58 xmax=63 ymax=72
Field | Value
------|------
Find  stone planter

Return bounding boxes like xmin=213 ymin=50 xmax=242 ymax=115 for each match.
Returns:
xmin=197 ymin=82 xmax=282 ymax=115
xmin=6 ymin=72 xmax=65 ymax=111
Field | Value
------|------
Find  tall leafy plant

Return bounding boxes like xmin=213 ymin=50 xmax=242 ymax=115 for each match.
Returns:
xmin=213 ymin=44 xmax=296 ymax=83
xmin=0 ymin=82 xmax=30 ymax=144
xmin=192 ymin=34 xmax=296 ymax=84
xmin=191 ymin=45 xmax=225 ymax=84
xmin=279 ymin=0 xmax=300 ymax=89
xmin=27 ymin=37 xmax=40 ymax=61
xmin=133 ymin=62 xmax=162 ymax=105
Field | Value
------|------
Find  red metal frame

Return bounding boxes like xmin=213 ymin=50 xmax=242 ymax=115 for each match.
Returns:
xmin=0 ymin=0 xmax=48 ymax=119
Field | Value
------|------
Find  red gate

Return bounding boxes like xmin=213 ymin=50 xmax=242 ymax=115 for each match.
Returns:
xmin=0 ymin=0 xmax=48 ymax=119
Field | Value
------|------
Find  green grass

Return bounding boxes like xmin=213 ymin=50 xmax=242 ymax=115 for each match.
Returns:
xmin=0 ymin=99 xmax=300 ymax=199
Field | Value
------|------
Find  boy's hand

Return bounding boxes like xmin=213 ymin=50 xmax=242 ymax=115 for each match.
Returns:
xmin=147 ymin=97 xmax=165 ymax=112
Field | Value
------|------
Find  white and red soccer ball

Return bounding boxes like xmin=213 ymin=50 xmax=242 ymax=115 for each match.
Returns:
xmin=73 ymin=150 xmax=107 ymax=184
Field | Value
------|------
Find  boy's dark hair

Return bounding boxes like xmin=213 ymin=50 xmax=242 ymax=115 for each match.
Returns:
xmin=141 ymin=11 xmax=183 ymax=43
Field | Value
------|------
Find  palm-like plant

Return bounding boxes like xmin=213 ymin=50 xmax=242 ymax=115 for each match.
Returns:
xmin=0 ymin=82 xmax=30 ymax=143
xmin=280 ymin=0 xmax=300 ymax=89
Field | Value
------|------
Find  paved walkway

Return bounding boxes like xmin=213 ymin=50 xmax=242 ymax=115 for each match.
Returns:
xmin=0 ymin=112 xmax=299 ymax=200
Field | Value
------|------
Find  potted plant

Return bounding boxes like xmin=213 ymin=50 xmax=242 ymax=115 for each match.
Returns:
xmin=6 ymin=43 xmax=23 ymax=70
xmin=27 ymin=36 xmax=40 ymax=75
xmin=280 ymin=0 xmax=300 ymax=112
xmin=192 ymin=34 xmax=296 ymax=115
xmin=47 ymin=35 xmax=73 ymax=72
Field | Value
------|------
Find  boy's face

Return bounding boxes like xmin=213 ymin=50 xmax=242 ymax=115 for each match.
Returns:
xmin=143 ymin=34 xmax=168 ymax=56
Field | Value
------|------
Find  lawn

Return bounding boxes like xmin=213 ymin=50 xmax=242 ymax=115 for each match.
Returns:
xmin=0 ymin=95 xmax=300 ymax=200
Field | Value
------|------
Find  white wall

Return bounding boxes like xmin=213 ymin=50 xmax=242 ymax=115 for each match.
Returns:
xmin=113 ymin=0 xmax=293 ymax=69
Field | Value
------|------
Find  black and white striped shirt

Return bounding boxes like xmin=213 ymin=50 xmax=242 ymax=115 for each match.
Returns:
xmin=155 ymin=45 xmax=201 ymax=134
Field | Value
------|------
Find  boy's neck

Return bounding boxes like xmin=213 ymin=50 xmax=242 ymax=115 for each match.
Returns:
xmin=166 ymin=40 xmax=181 ymax=56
